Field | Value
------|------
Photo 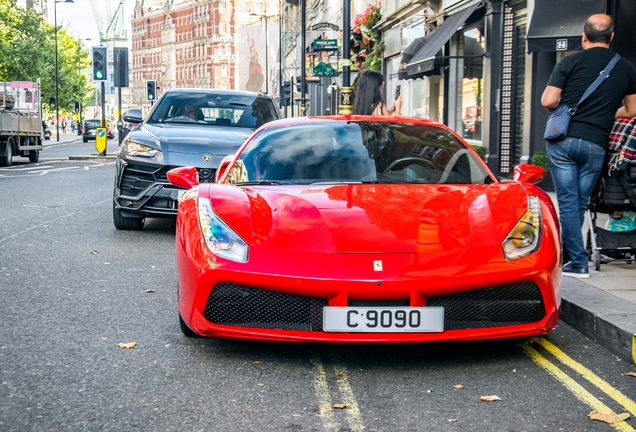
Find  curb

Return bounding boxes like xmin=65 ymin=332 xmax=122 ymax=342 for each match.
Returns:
xmin=560 ymin=279 xmax=636 ymax=365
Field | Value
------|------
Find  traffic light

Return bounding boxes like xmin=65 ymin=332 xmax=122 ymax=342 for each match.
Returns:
xmin=92 ymin=47 xmax=107 ymax=81
xmin=146 ymin=80 xmax=157 ymax=101
xmin=74 ymin=102 xmax=82 ymax=113
xmin=281 ymin=81 xmax=291 ymax=107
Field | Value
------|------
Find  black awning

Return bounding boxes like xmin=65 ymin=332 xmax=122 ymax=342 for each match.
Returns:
xmin=526 ymin=0 xmax=606 ymax=52
xmin=405 ymin=4 xmax=479 ymax=78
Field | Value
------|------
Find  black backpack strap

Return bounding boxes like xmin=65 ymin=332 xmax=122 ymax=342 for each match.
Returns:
xmin=571 ymin=54 xmax=621 ymax=114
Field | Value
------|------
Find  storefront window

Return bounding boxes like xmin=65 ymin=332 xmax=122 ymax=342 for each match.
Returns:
xmin=458 ymin=27 xmax=484 ymax=143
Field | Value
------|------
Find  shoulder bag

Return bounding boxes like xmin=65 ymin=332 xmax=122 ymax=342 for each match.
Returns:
xmin=544 ymin=53 xmax=621 ymax=142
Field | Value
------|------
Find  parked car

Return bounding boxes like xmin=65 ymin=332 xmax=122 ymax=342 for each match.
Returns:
xmin=112 ymin=88 xmax=281 ymax=230
xmin=82 ymin=119 xmax=115 ymax=142
xmin=167 ymin=116 xmax=561 ymax=342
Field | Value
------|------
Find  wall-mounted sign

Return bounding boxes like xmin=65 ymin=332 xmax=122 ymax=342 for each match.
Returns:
xmin=313 ymin=38 xmax=339 ymax=51
xmin=556 ymin=39 xmax=568 ymax=51
xmin=310 ymin=22 xmax=340 ymax=31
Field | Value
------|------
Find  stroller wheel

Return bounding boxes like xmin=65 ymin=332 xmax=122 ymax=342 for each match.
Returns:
xmin=593 ymin=250 xmax=601 ymax=271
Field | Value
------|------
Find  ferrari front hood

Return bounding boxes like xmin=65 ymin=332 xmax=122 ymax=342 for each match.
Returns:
xmin=206 ymin=183 xmax=530 ymax=254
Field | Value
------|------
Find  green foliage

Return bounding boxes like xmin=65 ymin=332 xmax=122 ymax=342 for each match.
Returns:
xmin=0 ymin=0 xmax=94 ymax=114
xmin=470 ymin=145 xmax=486 ymax=161
xmin=530 ymin=151 xmax=550 ymax=171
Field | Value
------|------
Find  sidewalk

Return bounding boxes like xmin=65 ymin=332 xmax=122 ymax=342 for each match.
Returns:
xmin=547 ymin=192 xmax=636 ymax=365
xmin=42 ymin=131 xmax=118 ymax=159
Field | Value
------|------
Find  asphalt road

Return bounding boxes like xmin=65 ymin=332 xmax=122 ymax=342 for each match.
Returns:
xmin=1 ymin=145 xmax=635 ymax=431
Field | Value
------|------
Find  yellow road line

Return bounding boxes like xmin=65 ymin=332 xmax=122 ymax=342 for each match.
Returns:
xmin=522 ymin=345 xmax=635 ymax=431
xmin=535 ymin=338 xmax=636 ymax=417
xmin=334 ymin=365 xmax=365 ymax=432
xmin=632 ymin=334 xmax=635 ymax=366
xmin=310 ymin=358 xmax=338 ymax=430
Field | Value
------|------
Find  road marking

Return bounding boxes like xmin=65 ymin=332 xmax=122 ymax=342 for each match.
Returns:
xmin=534 ymin=338 xmax=636 ymax=417
xmin=633 ymin=334 xmax=635 ymax=366
xmin=333 ymin=365 xmax=365 ymax=432
xmin=310 ymin=358 xmax=337 ymax=430
xmin=522 ymin=344 xmax=635 ymax=431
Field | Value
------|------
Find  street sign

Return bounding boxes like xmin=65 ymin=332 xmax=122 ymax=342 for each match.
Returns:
xmin=313 ymin=39 xmax=339 ymax=50
xmin=95 ymin=128 xmax=107 ymax=154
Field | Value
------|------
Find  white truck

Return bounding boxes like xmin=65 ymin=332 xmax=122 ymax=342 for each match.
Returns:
xmin=0 ymin=80 xmax=44 ymax=166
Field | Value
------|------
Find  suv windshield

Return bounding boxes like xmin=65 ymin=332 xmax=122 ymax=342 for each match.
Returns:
xmin=147 ymin=91 xmax=279 ymax=128
xmin=228 ymin=121 xmax=492 ymax=185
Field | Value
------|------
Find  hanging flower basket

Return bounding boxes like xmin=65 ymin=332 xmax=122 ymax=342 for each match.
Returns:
xmin=351 ymin=4 xmax=382 ymax=72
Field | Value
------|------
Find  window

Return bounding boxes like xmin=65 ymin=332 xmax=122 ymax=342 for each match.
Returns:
xmin=219 ymin=2 xmax=226 ymax=13
xmin=457 ymin=27 xmax=484 ymax=143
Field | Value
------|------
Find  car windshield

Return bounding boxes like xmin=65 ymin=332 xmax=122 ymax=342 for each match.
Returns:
xmin=147 ymin=91 xmax=279 ymax=128
xmin=225 ymin=121 xmax=493 ymax=185
xmin=85 ymin=120 xmax=101 ymax=128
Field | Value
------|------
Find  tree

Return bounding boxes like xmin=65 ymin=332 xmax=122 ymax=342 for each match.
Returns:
xmin=0 ymin=0 xmax=94 ymax=115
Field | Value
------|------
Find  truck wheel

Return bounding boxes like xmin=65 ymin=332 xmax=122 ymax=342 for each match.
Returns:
xmin=0 ymin=139 xmax=13 ymax=167
xmin=113 ymin=200 xmax=145 ymax=230
xmin=29 ymin=149 xmax=39 ymax=163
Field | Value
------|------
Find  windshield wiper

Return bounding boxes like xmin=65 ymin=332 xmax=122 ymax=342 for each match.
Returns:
xmin=360 ymin=180 xmax=425 ymax=184
xmin=310 ymin=181 xmax=363 ymax=185
xmin=235 ymin=180 xmax=283 ymax=186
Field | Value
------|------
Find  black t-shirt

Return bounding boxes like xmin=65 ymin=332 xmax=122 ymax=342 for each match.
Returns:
xmin=547 ymin=47 xmax=636 ymax=148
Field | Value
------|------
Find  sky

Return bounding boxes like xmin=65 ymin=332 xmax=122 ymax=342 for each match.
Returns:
xmin=46 ymin=0 xmax=134 ymax=48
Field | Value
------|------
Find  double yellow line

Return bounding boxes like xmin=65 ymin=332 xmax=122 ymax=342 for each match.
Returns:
xmin=522 ymin=337 xmax=636 ymax=431
xmin=311 ymin=358 xmax=365 ymax=431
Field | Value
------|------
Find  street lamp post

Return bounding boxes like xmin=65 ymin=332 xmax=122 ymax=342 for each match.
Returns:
xmin=76 ymin=37 xmax=91 ymax=135
xmin=54 ymin=0 xmax=74 ymax=142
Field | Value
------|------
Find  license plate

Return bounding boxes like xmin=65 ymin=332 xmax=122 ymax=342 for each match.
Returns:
xmin=323 ymin=307 xmax=444 ymax=332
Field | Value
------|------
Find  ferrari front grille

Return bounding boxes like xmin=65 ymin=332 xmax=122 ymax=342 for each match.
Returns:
xmin=427 ymin=281 xmax=545 ymax=330
xmin=204 ymin=283 xmax=328 ymax=331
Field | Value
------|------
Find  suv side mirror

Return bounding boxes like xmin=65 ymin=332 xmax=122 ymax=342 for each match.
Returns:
xmin=122 ymin=108 xmax=143 ymax=124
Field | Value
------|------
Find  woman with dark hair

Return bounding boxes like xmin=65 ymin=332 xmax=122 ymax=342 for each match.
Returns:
xmin=352 ymin=71 xmax=402 ymax=116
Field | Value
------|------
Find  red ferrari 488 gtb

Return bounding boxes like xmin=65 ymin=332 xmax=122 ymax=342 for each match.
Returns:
xmin=168 ymin=116 xmax=561 ymax=343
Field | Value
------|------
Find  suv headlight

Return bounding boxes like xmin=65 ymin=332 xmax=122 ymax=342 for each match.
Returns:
xmin=123 ymin=141 xmax=163 ymax=161
xmin=198 ymin=198 xmax=248 ymax=263
xmin=502 ymin=196 xmax=542 ymax=260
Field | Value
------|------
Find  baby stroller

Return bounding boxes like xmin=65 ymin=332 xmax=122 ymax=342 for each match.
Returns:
xmin=585 ymin=118 xmax=636 ymax=270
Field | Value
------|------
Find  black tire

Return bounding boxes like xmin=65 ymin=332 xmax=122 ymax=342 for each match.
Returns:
xmin=113 ymin=200 xmax=145 ymax=230
xmin=593 ymin=250 xmax=601 ymax=271
xmin=0 ymin=139 xmax=13 ymax=167
xmin=29 ymin=149 xmax=39 ymax=163
xmin=82 ymin=138 xmax=88 ymax=143
xmin=179 ymin=313 xmax=201 ymax=337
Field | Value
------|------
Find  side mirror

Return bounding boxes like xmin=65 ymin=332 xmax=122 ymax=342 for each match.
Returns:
xmin=214 ymin=155 xmax=235 ymax=183
xmin=122 ymin=108 xmax=143 ymax=124
xmin=167 ymin=166 xmax=200 ymax=189
xmin=513 ymin=164 xmax=545 ymax=184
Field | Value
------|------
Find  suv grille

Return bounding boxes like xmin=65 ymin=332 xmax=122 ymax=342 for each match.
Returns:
xmin=204 ymin=283 xmax=328 ymax=331
xmin=427 ymin=282 xmax=545 ymax=330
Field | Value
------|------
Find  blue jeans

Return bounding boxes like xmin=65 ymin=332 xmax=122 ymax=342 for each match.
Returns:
xmin=547 ymin=137 xmax=606 ymax=267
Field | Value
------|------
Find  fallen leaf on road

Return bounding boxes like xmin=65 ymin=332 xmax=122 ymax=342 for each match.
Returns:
xmin=101 ymin=337 xmax=108 ymax=340
xmin=257 ymin=383 xmax=264 ymax=386
xmin=624 ymin=372 xmax=636 ymax=378
xmin=448 ymin=419 xmax=458 ymax=423
xmin=104 ymin=262 xmax=110 ymax=265
xmin=588 ymin=411 xmax=630 ymax=424
xmin=523 ymin=337 xmax=542 ymax=345
xmin=252 ymin=361 xmax=261 ymax=364
xmin=118 ymin=342 xmax=137 ymax=349
xmin=332 ymin=403 xmax=349 ymax=409
xmin=90 ymin=250 xmax=98 ymax=255
xmin=426 ymin=389 xmax=433 ymax=393
xmin=454 ymin=384 xmax=466 ymax=389
xmin=292 ymin=414 xmax=301 ymax=417
xmin=480 ymin=395 xmax=501 ymax=402
xmin=150 ymin=265 xmax=157 ymax=269
xmin=146 ymin=290 xmax=155 ymax=293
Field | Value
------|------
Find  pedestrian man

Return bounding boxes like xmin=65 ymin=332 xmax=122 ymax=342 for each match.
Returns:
xmin=541 ymin=13 xmax=636 ymax=279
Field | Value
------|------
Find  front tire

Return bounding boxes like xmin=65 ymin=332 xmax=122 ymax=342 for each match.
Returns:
xmin=113 ymin=200 xmax=145 ymax=230
xmin=0 ymin=139 xmax=14 ymax=167
xmin=179 ymin=313 xmax=201 ymax=337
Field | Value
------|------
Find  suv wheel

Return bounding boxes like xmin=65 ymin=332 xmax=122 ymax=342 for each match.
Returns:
xmin=113 ymin=200 xmax=145 ymax=230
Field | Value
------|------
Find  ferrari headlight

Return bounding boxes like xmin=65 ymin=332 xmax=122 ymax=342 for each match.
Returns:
xmin=198 ymin=198 xmax=248 ymax=263
xmin=502 ymin=196 xmax=542 ymax=260
xmin=124 ymin=141 xmax=162 ymax=160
